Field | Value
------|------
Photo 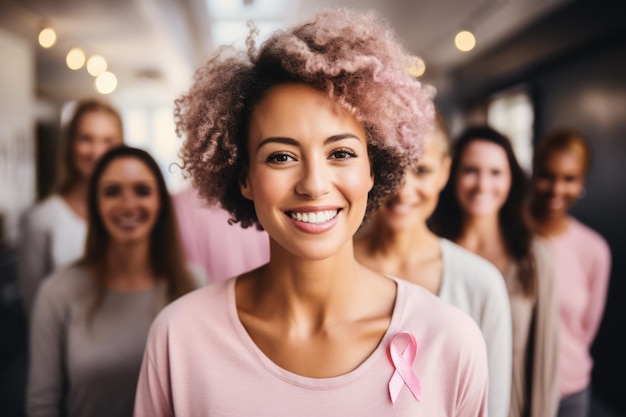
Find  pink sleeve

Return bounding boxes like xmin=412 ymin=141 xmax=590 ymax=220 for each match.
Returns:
xmin=134 ymin=323 xmax=173 ymax=417
xmin=582 ymin=237 xmax=611 ymax=345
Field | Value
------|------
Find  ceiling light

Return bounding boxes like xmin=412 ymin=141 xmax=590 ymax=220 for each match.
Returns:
xmin=455 ymin=30 xmax=476 ymax=52
xmin=66 ymin=48 xmax=85 ymax=70
xmin=95 ymin=71 xmax=118 ymax=94
xmin=87 ymin=55 xmax=108 ymax=76
xmin=38 ymin=28 xmax=56 ymax=48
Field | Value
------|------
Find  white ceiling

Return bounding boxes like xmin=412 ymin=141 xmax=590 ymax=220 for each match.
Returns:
xmin=0 ymin=0 xmax=571 ymax=107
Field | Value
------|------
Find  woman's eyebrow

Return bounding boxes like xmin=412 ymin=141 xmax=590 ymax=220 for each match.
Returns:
xmin=257 ymin=133 xmax=360 ymax=151
xmin=257 ymin=136 xmax=298 ymax=151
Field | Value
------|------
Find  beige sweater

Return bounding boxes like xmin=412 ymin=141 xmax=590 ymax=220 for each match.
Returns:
xmin=504 ymin=239 xmax=560 ymax=417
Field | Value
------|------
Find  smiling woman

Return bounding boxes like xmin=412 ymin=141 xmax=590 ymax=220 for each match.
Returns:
xmin=530 ymin=129 xmax=611 ymax=417
xmin=134 ymin=8 xmax=489 ymax=417
xmin=431 ymin=126 xmax=561 ymax=417
xmin=26 ymin=146 xmax=204 ymax=417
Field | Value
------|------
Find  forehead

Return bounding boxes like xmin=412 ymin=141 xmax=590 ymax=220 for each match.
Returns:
xmin=78 ymin=110 xmax=117 ymax=126
xmin=248 ymin=83 xmax=365 ymax=142
xmin=543 ymin=149 xmax=586 ymax=171
xmin=100 ymin=157 xmax=156 ymax=181
xmin=422 ymin=129 xmax=448 ymax=157
xmin=461 ymin=140 xmax=508 ymax=164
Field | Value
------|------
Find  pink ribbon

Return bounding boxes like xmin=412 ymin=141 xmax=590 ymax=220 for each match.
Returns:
xmin=388 ymin=331 xmax=421 ymax=404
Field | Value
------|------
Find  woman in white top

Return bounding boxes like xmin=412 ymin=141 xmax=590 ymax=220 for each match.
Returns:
xmin=18 ymin=99 xmax=124 ymax=314
xmin=355 ymin=113 xmax=512 ymax=417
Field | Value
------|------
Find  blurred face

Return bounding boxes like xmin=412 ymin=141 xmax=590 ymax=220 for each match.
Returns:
xmin=241 ymin=83 xmax=373 ymax=260
xmin=98 ymin=157 xmax=161 ymax=245
xmin=532 ymin=149 xmax=585 ymax=218
xmin=455 ymin=140 xmax=512 ymax=217
xmin=73 ymin=111 xmax=123 ymax=179
xmin=377 ymin=130 xmax=450 ymax=231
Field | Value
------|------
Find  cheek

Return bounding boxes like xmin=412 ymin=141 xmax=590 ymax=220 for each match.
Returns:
xmin=74 ymin=142 xmax=89 ymax=158
xmin=533 ymin=178 xmax=550 ymax=192
xmin=341 ymin=164 xmax=374 ymax=198
xmin=248 ymin=171 xmax=286 ymax=206
xmin=455 ymin=174 xmax=472 ymax=195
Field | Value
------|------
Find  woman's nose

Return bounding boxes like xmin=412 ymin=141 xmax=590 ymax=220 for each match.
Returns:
xmin=295 ymin=160 xmax=331 ymax=199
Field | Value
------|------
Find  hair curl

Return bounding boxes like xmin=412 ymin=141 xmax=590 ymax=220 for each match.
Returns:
xmin=175 ymin=8 xmax=435 ymax=229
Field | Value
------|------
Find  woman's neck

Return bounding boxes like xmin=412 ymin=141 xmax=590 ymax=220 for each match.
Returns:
xmin=61 ymin=180 xmax=89 ymax=219
xmin=530 ymin=204 xmax=570 ymax=237
xmin=243 ymin=239 xmax=389 ymax=330
xmin=354 ymin=221 xmax=442 ymax=294
xmin=457 ymin=214 xmax=510 ymax=274
xmin=104 ymin=242 xmax=156 ymax=291
xmin=357 ymin=220 xmax=440 ymax=267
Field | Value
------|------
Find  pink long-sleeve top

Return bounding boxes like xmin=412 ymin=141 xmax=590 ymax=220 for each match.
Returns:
xmin=548 ymin=217 xmax=611 ymax=397
xmin=172 ymin=187 xmax=270 ymax=282
xmin=134 ymin=276 xmax=488 ymax=417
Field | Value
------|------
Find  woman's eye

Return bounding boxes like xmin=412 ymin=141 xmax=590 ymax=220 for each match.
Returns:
xmin=460 ymin=166 xmax=477 ymax=174
xmin=101 ymin=185 xmax=120 ymax=197
xmin=415 ymin=166 xmax=431 ymax=175
xmin=135 ymin=184 xmax=153 ymax=196
xmin=266 ymin=152 xmax=295 ymax=163
xmin=330 ymin=148 xmax=357 ymax=159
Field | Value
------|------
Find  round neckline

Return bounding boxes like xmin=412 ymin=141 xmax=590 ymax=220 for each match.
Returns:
xmin=53 ymin=194 xmax=87 ymax=223
xmin=226 ymin=276 xmax=403 ymax=388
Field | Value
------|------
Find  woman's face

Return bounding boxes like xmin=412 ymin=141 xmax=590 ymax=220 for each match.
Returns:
xmin=455 ymin=140 xmax=512 ymax=218
xmin=98 ymin=157 xmax=161 ymax=246
xmin=377 ymin=130 xmax=450 ymax=231
xmin=532 ymin=149 xmax=585 ymax=218
xmin=241 ymin=83 xmax=373 ymax=260
xmin=73 ymin=111 xmax=124 ymax=180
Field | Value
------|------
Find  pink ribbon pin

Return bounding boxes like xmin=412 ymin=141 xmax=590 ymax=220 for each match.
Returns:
xmin=388 ymin=331 xmax=421 ymax=404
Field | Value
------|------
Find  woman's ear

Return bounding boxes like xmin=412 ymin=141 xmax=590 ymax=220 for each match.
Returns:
xmin=239 ymin=171 xmax=253 ymax=201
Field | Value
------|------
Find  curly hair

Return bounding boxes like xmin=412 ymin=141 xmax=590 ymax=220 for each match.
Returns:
xmin=175 ymin=8 xmax=435 ymax=229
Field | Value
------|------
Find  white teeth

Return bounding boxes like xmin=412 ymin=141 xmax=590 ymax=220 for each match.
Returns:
xmin=115 ymin=217 xmax=140 ymax=228
xmin=392 ymin=204 xmax=412 ymax=214
xmin=290 ymin=210 xmax=338 ymax=224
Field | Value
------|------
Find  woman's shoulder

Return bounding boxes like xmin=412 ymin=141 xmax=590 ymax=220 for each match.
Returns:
xmin=441 ymin=239 xmax=502 ymax=277
xmin=23 ymin=194 xmax=72 ymax=229
xmin=440 ymin=239 xmax=506 ymax=292
xmin=34 ymin=265 xmax=92 ymax=309
xmin=568 ymin=217 xmax=610 ymax=251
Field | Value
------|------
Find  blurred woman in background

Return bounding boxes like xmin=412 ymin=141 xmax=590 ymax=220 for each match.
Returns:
xmin=18 ymin=99 xmax=124 ymax=314
xmin=27 ymin=146 xmax=203 ymax=417
xmin=530 ymin=128 xmax=611 ymax=417
xmin=355 ymin=114 xmax=512 ymax=417
xmin=431 ymin=126 xmax=560 ymax=417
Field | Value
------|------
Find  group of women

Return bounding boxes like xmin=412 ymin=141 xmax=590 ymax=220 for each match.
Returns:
xmin=19 ymin=7 xmax=610 ymax=417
